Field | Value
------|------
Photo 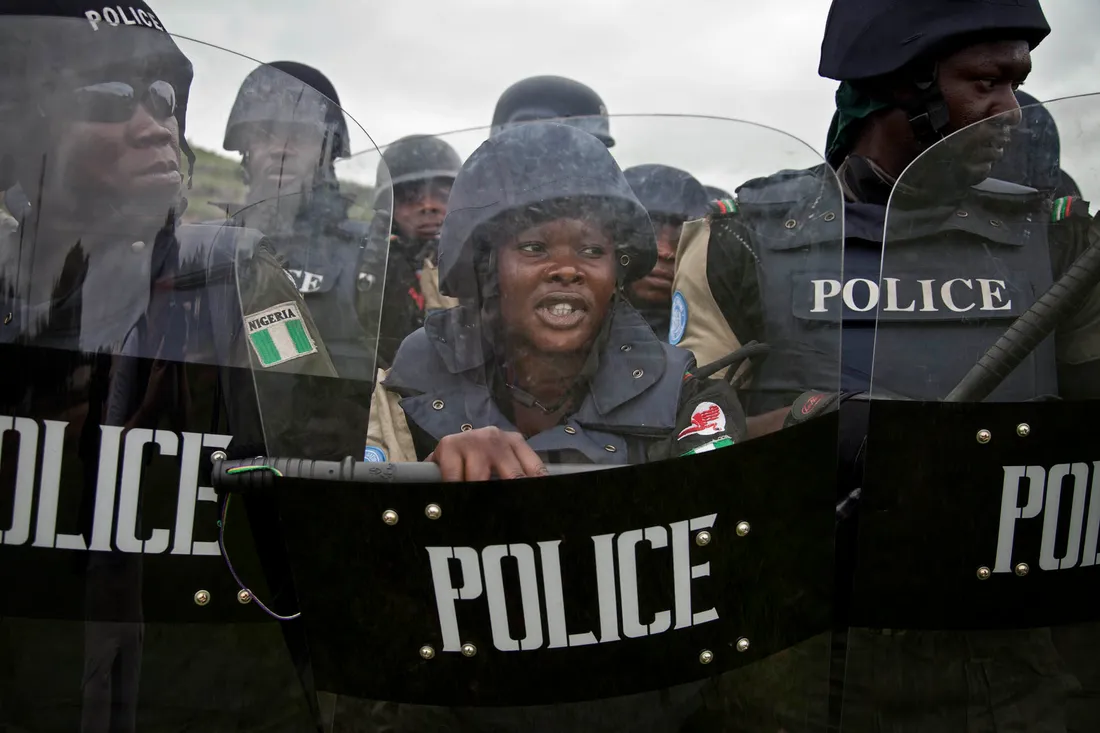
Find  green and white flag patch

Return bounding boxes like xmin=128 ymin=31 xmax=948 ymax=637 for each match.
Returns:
xmin=244 ymin=301 xmax=317 ymax=367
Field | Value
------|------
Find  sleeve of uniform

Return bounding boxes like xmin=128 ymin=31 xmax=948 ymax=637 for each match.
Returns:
xmin=648 ymin=366 xmax=748 ymax=461
xmin=671 ymin=203 xmax=764 ymax=379
xmin=364 ymin=367 xmax=419 ymax=462
xmin=420 ymin=258 xmax=460 ymax=314
xmin=1050 ymin=197 xmax=1100 ymax=398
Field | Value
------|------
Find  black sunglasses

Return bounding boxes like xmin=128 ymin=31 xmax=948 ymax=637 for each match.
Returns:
xmin=65 ymin=80 xmax=177 ymax=123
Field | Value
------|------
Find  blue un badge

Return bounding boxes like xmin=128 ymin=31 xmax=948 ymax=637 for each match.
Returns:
xmin=669 ymin=291 xmax=688 ymax=345
xmin=363 ymin=446 xmax=387 ymax=462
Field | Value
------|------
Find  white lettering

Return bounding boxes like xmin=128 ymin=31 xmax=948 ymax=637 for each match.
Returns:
xmin=670 ymin=514 xmax=719 ymax=629
xmin=135 ymin=8 xmax=152 ymax=26
xmin=882 ymin=278 xmax=916 ymax=312
xmin=0 ymin=416 xmax=38 ymax=546
xmin=426 ymin=546 xmax=483 ymax=653
xmin=977 ymin=279 xmax=1013 ymax=312
xmin=592 ymin=532 xmax=620 ymax=642
xmin=89 ymin=426 xmax=125 ymax=552
xmin=116 ymin=429 xmax=176 ymax=554
xmin=32 ymin=420 xmax=85 ymax=550
xmin=539 ymin=540 xmax=597 ymax=649
xmin=842 ymin=279 xmax=880 ymax=313
xmin=941 ymin=279 xmax=976 ymax=313
xmin=148 ymin=12 xmax=164 ymax=30
xmin=1081 ymin=462 xmax=1100 ymax=567
xmin=1040 ymin=463 xmax=1089 ymax=571
xmin=101 ymin=6 xmax=120 ymax=25
xmin=918 ymin=279 xmax=937 ymax=312
xmin=483 ymin=544 xmax=544 ymax=652
xmin=617 ymin=526 xmax=672 ymax=639
xmin=172 ymin=433 xmax=232 ymax=555
xmin=116 ymin=6 xmax=137 ymax=25
xmin=300 ymin=272 xmax=324 ymax=293
xmin=811 ymin=279 xmax=841 ymax=313
xmin=994 ymin=465 xmax=1046 ymax=573
xmin=85 ymin=10 xmax=103 ymax=30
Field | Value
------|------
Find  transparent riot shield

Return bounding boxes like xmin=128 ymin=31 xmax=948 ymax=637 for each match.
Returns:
xmin=0 ymin=19 xmax=383 ymax=731
xmin=223 ymin=114 xmax=845 ymax=731
xmin=849 ymin=94 xmax=1100 ymax=731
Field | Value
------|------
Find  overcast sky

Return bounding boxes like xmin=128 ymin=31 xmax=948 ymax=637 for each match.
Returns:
xmin=157 ymin=0 xmax=1100 ymax=190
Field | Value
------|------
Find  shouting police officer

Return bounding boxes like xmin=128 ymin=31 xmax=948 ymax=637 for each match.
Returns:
xmin=222 ymin=61 xmax=391 ymax=378
xmin=0 ymin=3 xmax=346 ymax=730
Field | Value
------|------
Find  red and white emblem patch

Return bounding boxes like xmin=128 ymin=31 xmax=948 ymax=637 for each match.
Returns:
xmin=678 ymin=401 xmax=726 ymax=440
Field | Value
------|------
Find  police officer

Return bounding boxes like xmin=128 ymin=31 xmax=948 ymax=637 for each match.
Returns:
xmin=491 ymin=75 xmax=615 ymax=148
xmin=0 ymin=2 xmax=342 ymax=730
xmin=375 ymin=133 xmax=462 ymax=329
xmin=622 ymin=164 xmax=710 ymax=338
xmin=364 ymin=122 xmax=745 ymax=481
xmin=672 ymin=0 xmax=1100 ymax=729
xmin=703 ymin=184 xmax=733 ymax=202
xmin=222 ymin=61 xmax=396 ymax=377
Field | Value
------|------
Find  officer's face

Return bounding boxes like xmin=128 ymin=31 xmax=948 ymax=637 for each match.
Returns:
xmin=630 ymin=217 xmax=681 ymax=306
xmin=937 ymin=40 xmax=1030 ymax=160
xmin=497 ymin=217 xmax=616 ymax=355
xmin=53 ymin=93 xmax=182 ymax=201
xmin=243 ymin=122 xmax=326 ymax=193
xmin=393 ymin=179 xmax=452 ymax=241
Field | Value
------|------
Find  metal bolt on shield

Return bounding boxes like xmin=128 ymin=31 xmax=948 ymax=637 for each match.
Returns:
xmin=1015 ymin=563 xmax=1030 ymax=577
xmin=698 ymin=650 xmax=714 ymax=665
xmin=194 ymin=590 xmax=210 ymax=606
xmin=977 ymin=566 xmax=992 ymax=580
xmin=736 ymin=638 xmax=750 ymax=653
xmin=1017 ymin=423 xmax=1031 ymax=438
xmin=695 ymin=530 xmax=712 ymax=547
xmin=382 ymin=509 xmax=398 ymax=526
xmin=976 ymin=429 xmax=992 ymax=444
xmin=461 ymin=643 xmax=477 ymax=658
xmin=237 ymin=589 xmax=252 ymax=604
xmin=419 ymin=645 xmax=435 ymax=660
xmin=736 ymin=521 xmax=751 ymax=537
xmin=425 ymin=504 xmax=442 ymax=520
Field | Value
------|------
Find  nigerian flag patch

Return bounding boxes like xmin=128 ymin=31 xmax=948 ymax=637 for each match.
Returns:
xmin=245 ymin=301 xmax=317 ymax=367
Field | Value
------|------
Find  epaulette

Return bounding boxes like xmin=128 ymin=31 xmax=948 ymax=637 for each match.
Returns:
xmin=709 ymin=198 xmax=738 ymax=217
xmin=1051 ymin=196 xmax=1090 ymax=222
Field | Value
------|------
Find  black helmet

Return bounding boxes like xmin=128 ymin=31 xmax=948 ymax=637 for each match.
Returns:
xmin=437 ymin=122 xmax=653 ymax=300
xmin=0 ymin=0 xmax=194 ymax=190
xmin=623 ymin=165 xmax=710 ymax=222
xmin=377 ymin=134 xmax=461 ymax=191
xmin=819 ymin=0 xmax=1050 ymax=82
xmin=490 ymin=76 xmax=614 ymax=148
xmin=223 ymin=61 xmax=350 ymax=159
xmin=703 ymin=185 xmax=733 ymax=201
xmin=989 ymin=90 xmax=1062 ymax=191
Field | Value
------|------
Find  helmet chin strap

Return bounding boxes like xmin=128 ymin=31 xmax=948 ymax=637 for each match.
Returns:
xmin=903 ymin=64 xmax=952 ymax=148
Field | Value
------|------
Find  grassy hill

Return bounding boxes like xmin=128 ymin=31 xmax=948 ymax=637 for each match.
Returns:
xmin=183 ymin=146 xmax=377 ymax=223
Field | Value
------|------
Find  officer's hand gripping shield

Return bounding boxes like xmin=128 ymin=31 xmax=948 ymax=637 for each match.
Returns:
xmin=225 ymin=114 xmax=846 ymax=731
xmin=0 ymin=22 xmax=388 ymax=730
xmin=846 ymin=93 xmax=1100 ymax=730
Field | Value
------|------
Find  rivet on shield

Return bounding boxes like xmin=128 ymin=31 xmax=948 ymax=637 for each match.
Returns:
xmin=461 ymin=643 xmax=477 ymax=658
xmin=419 ymin=645 xmax=436 ymax=660
xmin=1016 ymin=423 xmax=1031 ymax=438
xmin=1015 ymin=563 xmax=1030 ymax=577
xmin=736 ymin=637 xmax=751 ymax=653
xmin=698 ymin=649 xmax=714 ymax=665
xmin=425 ymin=504 xmax=442 ymax=520
xmin=194 ymin=590 xmax=211 ymax=606
xmin=210 ymin=450 xmax=228 ymax=463
xmin=976 ymin=429 xmax=992 ymax=444
xmin=237 ymin=589 xmax=252 ymax=604
xmin=736 ymin=521 xmax=751 ymax=537
xmin=382 ymin=509 xmax=399 ymax=526
xmin=977 ymin=566 xmax=992 ymax=580
xmin=695 ymin=531 xmax=712 ymax=547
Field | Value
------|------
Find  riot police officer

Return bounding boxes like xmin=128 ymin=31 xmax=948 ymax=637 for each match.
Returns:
xmin=223 ymin=61 xmax=396 ymax=376
xmin=672 ymin=0 xmax=1100 ymax=729
xmin=622 ymin=164 xmax=710 ymax=338
xmin=364 ymin=122 xmax=745 ymax=482
xmin=375 ymin=133 xmax=462 ymax=327
xmin=0 ymin=2 xmax=346 ymax=730
xmin=491 ymin=75 xmax=615 ymax=148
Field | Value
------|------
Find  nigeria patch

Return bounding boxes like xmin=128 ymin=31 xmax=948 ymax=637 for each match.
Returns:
xmin=244 ymin=301 xmax=317 ymax=368
xmin=363 ymin=446 xmax=387 ymax=462
xmin=669 ymin=291 xmax=688 ymax=345
xmin=680 ymin=436 xmax=735 ymax=457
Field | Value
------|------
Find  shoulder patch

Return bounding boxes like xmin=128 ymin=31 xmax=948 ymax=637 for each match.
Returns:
xmin=678 ymin=401 xmax=726 ymax=440
xmin=244 ymin=301 xmax=318 ymax=367
xmin=669 ymin=290 xmax=688 ymax=345
xmin=363 ymin=446 xmax=387 ymax=462
xmin=680 ymin=436 xmax=735 ymax=457
xmin=710 ymin=198 xmax=738 ymax=217
xmin=1052 ymin=196 xmax=1090 ymax=222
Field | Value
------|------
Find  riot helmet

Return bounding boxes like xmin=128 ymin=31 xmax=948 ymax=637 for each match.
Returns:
xmin=820 ymin=0 xmax=1050 ymax=160
xmin=490 ymin=75 xmax=615 ymax=148
xmin=704 ymin=184 xmax=733 ymax=202
xmin=624 ymin=164 xmax=710 ymax=222
xmin=437 ymin=121 xmax=653 ymax=302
